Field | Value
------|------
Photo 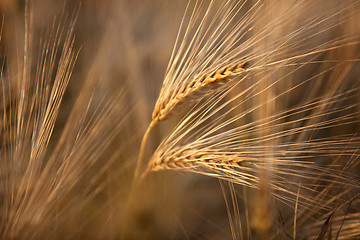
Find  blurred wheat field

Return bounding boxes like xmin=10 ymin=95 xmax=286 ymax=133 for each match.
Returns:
xmin=0 ymin=0 xmax=360 ymax=239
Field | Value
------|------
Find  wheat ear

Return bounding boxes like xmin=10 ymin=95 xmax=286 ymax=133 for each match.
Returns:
xmin=152 ymin=62 xmax=248 ymax=124
xmin=150 ymin=147 xmax=253 ymax=172
xmin=134 ymin=62 xmax=247 ymax=182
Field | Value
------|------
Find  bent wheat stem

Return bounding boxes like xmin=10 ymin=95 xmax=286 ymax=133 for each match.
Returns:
xmin=134 ymin=122 xmax=154 ymax=183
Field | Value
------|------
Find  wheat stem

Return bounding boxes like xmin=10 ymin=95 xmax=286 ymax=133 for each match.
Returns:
xmin=134 ymin=122 xmax=155 ymax=183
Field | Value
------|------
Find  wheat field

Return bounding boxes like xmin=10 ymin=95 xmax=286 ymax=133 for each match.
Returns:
xmin=0 ymin=0 xmax=360 ymax=239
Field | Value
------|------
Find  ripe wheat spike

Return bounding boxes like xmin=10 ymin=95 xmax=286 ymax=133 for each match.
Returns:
xmin=152 ymin=62 xmax=248 ymax=123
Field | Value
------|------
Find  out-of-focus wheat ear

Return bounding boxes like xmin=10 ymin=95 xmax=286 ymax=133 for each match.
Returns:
xmin=0 ymin=2 xmax=81 ymax=238
xmin=151 ymin=62 xmax=248 ymax=124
